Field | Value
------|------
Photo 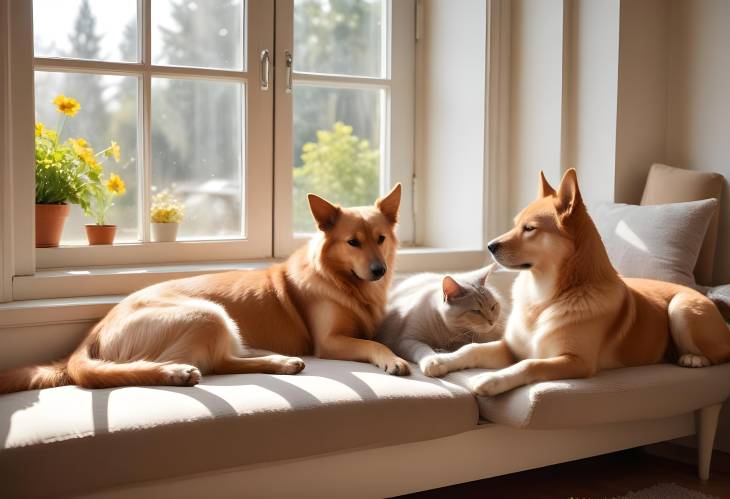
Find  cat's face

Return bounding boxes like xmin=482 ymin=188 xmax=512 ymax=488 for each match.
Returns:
xmin=439 ymin=268 xmax=502 ymax=344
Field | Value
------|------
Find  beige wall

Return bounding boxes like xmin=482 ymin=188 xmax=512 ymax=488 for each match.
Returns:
xmin=415 ymin=0 xmax=487 ymax=248
xmin=508 ymin=0 xmax=565 ymax=215
xmin=665 ymin=0 xmax=730 ymax=285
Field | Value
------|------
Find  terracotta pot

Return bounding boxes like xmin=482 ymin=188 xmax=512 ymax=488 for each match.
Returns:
xmin=85 ymin=224 xmax=117 ymax=245
xmin=35 ymin=203 xmax=70 ymax=248
xmin=151 ymin=222 xmax=180 ymax=242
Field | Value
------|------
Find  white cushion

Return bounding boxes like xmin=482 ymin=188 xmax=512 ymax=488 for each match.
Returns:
xmin=0 ymin=358 xmax=477 ymax=498
xmin=446 ymin=363 xmax=730 ymax=429
xmin=589 ymin=199 xmax=718 ymax=288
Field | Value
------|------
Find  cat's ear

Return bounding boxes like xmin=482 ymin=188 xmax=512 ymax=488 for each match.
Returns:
xmin=479 ymin=263 xmax=496 ymax=286
xmin=442 ymin=276 xmax=465 ymax=302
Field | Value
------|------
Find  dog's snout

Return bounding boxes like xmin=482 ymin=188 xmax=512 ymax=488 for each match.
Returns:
xmin=487 ymin=241 xmax=501 ymax=254
xmin=370 ymin=262 xmax=387 ymax=280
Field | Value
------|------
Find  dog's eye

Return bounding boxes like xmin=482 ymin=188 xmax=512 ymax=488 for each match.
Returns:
xmin=471 ymin=309 xmax=482 ymax=315
xmin=347 ymin=238 xmax=361 ymax=248
xmin=523 ymin=225 xmax=536 ymax=232
xmin=490 ymin=304 xmax=497 ymax=311
xmin=377 ymin=235 xmax=386 ymax=245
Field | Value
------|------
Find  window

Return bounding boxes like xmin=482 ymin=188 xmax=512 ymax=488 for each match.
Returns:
xmin=26 ymin=0 xmax=414 ymax=268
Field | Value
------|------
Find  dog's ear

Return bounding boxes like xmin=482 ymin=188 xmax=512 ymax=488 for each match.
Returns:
xmin=376 ymin=183 xmax=402 ymax=224
xmin=442 ymin=276 xmax=465 ymax=302
xmin=555 ymin=168 xmax=582 ymax=217
xmin=538 ymin=170 xmax=556 ymax=198
xmin=308 ymin=193 xmax=341 ymax=231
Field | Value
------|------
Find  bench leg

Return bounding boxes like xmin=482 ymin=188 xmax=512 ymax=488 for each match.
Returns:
xmin=696 ymin=403 xmax=722 ymax=481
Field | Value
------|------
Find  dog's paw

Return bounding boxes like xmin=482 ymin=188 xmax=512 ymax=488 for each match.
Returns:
xmin=271 ymin=355 xmax=306 ymax=375
xmin=678 ymin=354 xmax=711 ymax=368
xmin=378 ymin=356 xmax=411 ymax=376
xmin=470 ymin=372 xmax=510 ymax=396
xmin=163 ymin=364 xmax=202 ymax=386
xmin=420 ymin=354 xmax=450 ymax=377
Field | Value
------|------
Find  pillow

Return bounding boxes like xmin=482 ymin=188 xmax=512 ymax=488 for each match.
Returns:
xmin=641 ymin=163 xmax=724 ymax=286
xmin=589 ymin=199 xmax=718 ymax=289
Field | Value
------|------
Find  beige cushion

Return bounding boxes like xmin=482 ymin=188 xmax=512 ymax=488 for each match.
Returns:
xmin=641 ymin=163 xmax=724 ymax=285
xmin=446 ymin=363 xmax=730 ymax=429
xmin=0 ymin=358 xmax=477 ymax=498
xmin=590 ymin=199 xmax=718 ymax=289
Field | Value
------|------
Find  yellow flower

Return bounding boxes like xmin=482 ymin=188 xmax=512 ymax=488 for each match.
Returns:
xmin=106 ymin=173 xmax=126 ymax=196
xmin=53 ymin=95 xmax=81 ymax=116
xmin=104 ymin=141 xmax=121 ymax=162
xmin=45 ymin=129 xmax=58 ymax=141
xmin=70 ymin=137 xmax=90 ymax=155
xmin=35 ymin=122 xmax=44 ymax=137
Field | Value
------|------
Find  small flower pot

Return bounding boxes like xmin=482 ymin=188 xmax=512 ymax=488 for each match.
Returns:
xmin=35 ymin=203 xmax=70 ymax=248
xmin=151 ymin=222 xmax=179 ymax=242
xmin=85 ymin=224 xmax=117 ymax=245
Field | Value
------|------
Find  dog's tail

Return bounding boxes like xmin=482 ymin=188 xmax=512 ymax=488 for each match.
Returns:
xmin=0 ymin=360 xmax=72 ymax=394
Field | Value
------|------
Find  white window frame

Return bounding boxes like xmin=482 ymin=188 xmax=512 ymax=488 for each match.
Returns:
xmin=273 ymin=0 xmax=415 ymax=257
xmin=24 ymin=0 xmax=275 ymax=269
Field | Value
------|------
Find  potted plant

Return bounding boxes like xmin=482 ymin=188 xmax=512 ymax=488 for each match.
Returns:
xmin=150 ymin=191 xmax=184 ymax=242
xmin=83 ymin=170 xmax=126 ymax=245
xmin=34 ymin=95 xmax=100 ymax=247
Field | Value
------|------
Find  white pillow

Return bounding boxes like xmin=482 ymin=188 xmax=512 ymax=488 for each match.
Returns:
xmin=589 ymin=199 xmax=718 ymax=288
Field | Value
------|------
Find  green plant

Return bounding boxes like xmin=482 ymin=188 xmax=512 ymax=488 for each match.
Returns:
xmin=35 ymin=95 xmax=99 ymax=208
xmin=293 ymin=122 xmax=379 ymax=232
xmin=150 ymin=191 xmax=185 ymax=223
xmin=84 ymin=172 xmax=126 ymax=226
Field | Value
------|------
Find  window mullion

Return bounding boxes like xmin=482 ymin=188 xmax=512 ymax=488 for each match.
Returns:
xmin=140 ymin=0 xmax=152 ymax=243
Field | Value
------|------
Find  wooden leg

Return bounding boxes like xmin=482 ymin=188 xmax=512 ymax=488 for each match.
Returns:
xmin=696 ymin=403 xmax=723 ymax=481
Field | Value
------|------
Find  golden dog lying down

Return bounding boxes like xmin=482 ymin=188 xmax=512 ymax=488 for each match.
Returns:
xmin=0 ymin=184 xmax=410 ymax=393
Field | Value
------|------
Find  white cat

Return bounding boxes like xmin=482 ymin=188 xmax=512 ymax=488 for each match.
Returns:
xmin=377 ymin=265 xmax=506 ymax=377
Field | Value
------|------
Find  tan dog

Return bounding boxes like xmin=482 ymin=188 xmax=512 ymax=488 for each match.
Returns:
xmin=423 ymin=169 xmax=730 ymax=396
xmin=0 ymin=185 xmax=410 ymax=394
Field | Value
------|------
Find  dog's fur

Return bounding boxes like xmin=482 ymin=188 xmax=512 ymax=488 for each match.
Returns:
xmin=424 ymin=170 xmax=730 ymax=395
xmin=0 ymin=185 xmax=410 ymax=394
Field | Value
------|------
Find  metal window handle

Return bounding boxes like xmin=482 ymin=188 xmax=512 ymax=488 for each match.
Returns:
xmin=260 ymin=49 xmax=271 ymax=91
xmin=285 ymin=51 xmax=293 ymax=94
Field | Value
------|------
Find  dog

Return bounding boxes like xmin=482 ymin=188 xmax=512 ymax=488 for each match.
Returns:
xmin=422 ymin=169 xmax=730 ymax=396
xmin=0 ymin=184 xmax=410 ymax=394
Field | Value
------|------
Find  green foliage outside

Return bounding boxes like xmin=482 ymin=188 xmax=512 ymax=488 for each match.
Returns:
xmin=293 ymin=122 xmax=379 ymax=232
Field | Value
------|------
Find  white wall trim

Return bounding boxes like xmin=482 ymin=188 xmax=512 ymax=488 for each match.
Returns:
xmin=484 ymin=0 xmax=512 ymax=241
xmin=0 ymin=0 xmax=12 ymax=303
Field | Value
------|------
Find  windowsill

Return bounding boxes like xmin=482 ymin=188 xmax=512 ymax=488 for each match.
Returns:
xmin=9 ymin=247 xmax=488 ymax=303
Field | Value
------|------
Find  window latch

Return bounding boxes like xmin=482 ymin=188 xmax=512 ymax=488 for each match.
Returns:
xmin=260 ymin=49 xmax=271 ymax=91
xmin=285 ymin=51 xmax=293 ymax=94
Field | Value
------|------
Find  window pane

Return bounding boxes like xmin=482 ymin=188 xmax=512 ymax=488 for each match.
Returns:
xmin=294 ymin=0 xmax=385 ymax=77
xmin=152 ymin=0 xmax=245 ymax=70
xmin=152 ymin=78 xmax=244 ymax=240
xmin=292 ymin=85 xmax=382 ymax=233
xmin=33 ymin=0 xmax=138 ymax=62
xmin=34 ymin=71 xmax=139 ymax=245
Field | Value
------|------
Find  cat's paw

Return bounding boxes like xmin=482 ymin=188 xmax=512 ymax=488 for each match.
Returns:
xmin=470 ymin=372 xmax=510 ymax=396
xmin=163 ymin=364 xmax=202 ymax=386
xmin=377 ymin=356 xmax=411 ymax=376
xmin=420 ymin=354 xmax=450 ymax=377
xmin=678 ymin=354 xmax=711 ymax=368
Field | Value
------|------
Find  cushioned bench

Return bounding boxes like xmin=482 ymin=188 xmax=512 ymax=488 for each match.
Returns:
xmin=1 ymin=357 xmax=728 ymax=498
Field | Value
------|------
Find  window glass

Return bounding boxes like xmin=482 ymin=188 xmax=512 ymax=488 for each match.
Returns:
xmin=292 ymin=85 xmax=383 ymax=233
xmin=152 ymin=78 xmax=245 ymax=239
xmin=294 ymin=0 xmax=385 ymax=77
xmin=33 ymin=0 xmax=138 ymax=62
xmin=34 ymin=71 xmax=139 ymax=244
xmin=152 ymin=0 xmax=245 ymax=71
